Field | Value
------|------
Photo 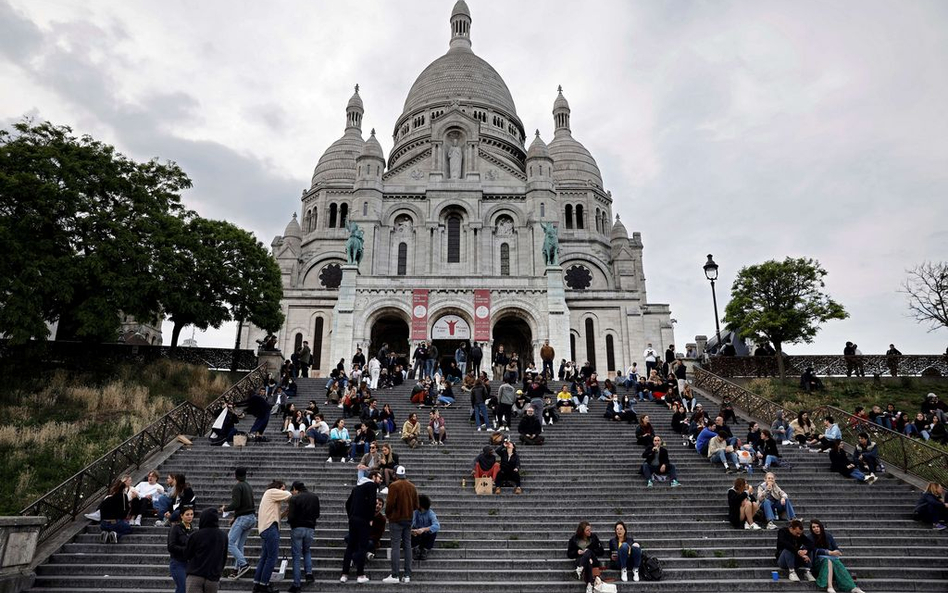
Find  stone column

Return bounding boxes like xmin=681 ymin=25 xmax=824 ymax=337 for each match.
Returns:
xmin=329 ymin=265 xmax=359 ymax=369
xmin=545 ymin=266 xmax=570 ymax=371
xmin=0 ymin=516 xmax=45 ymax=593
xmin=257 ymin=349 xmax=284 ymax=379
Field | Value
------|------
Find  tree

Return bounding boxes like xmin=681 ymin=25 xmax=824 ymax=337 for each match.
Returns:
xmin=902 ymin=261 xmax=948 ymax=332
xmin=0 ymin=119 xmax=189 ymax=343
xmin=723 ymin=257 xmax=848 ymax=379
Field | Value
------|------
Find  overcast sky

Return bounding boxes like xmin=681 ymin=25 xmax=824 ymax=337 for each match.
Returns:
xmin=3 ymin=0 xmax=947 ymax=355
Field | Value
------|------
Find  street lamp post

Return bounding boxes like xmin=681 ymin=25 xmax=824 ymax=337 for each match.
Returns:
xmin=703 ymin=254 xmax=723 ymax=352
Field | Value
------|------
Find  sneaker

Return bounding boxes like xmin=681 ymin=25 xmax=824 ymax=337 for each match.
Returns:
xmin=305 ymin=573 xmax=314 ymax=583
xmin=339 ymin=575 xmax=349 ymax=583
xmin=288 ymin=586 xmax=301 ymax=593
xmin=575 ymin=566 xmax=584 ymax=580
xmin=632 ymin=568 xmax=639 ymax=582
xmin=477 ymin=427 xmax=482 ymax=432
xmin=366 ymin=552 xmax=375 ymax=561
xmin=851 ymin=588 xmax=866 ymax=593
xmin=671 ymin=479 xmax=681 ymax=488
xmin=586 ymin=585 xmax=593 ymax=593
xmin=234 ymin=564 xmax=251 ymax=579
xmin=356 ymin=575 xmax=370 ymax=584
xmin=827 ymin=587 xmax=836 ymax=593
xmin=327 ymin=457 xmax=333 ymax=463
xmin=744 ymin=522 xmax=761 ymax=530
xmin=766 ymin=521 xmax=777 ymax=530
xmin=934 ymin=523 xmax=947 ymax=530
xmin=99 ymin=531 xmax=108 ymax=543
xmin=782 ymin=440 xmax=792 ymax=446
xmin=222 ymin=442 xmax=231 ymax=447
xmin=420 ymin=548 xmax=429 ymax=561
xmin=788 ymin=571 xmax=801 ymax=582
xmin=621 ymin=568 xmax=628 ymax=582
xmin=382 ymin=575 xmax=400 ymax=584
xmin=804 ymin=570 xmax=816 ymax=582
xmin=866 ymin=473 xmax=878 ymax=484
xmin=108 ymin=531 xmax=118 ymax=543
xmin=504 ymin=426 xmax=509 ymax=432
xmin=305 ymin=443 xmax=315 ymax=448
xmin=85 ymin=510 xmax=101 ymax=522
xmin=131 ymin=515 xmax=142 ymax=526
xmin=646 ymin=480 xmax=653 ymax=488
xmin=155 ymin=519 xmax=167 ymax=527
xmin=400 ymin=576 xmax=410 ymax=583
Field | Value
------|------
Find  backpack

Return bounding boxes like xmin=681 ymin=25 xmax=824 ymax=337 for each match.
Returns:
xmin=640 ymin=551 xmax=664 ymax=581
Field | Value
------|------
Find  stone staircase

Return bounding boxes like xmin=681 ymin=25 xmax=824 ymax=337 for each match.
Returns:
xmin=28 ymin=377 xmax=948 ymax=592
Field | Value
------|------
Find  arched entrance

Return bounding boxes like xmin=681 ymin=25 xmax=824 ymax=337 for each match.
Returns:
xmin=492 ymin=313 xmax=533 ymax=367
xmin=430 ymin=313 xmax=471 ymax=375
xmin=369 ymin=314 xmax=410 ymax=366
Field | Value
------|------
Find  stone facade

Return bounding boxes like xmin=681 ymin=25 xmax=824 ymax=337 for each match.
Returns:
xmin=246 ymin=1 xmax=674 ymax=376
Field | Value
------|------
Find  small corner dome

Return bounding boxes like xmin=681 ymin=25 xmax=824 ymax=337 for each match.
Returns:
xmin=526 ymin=130 xmax=550 ymax=160
xmin=553 ymin=86 xmax=570 ymax=112
xmin=360 ymin=129 xmax=385 ymax=160
xmin=347 ymin=85 xmax=364 ymax=111
xmin=284 ymin=213 xmax=302 ymax=238
xmin=548 ymin=134 xmax=603 ymax=187
xmin=610 ymin=215 xmax=629 ymax=241
xmin=452 ymin=0 xmax=471 ymax=18
xmin=311 ymin=132 xmax=365 ymax=188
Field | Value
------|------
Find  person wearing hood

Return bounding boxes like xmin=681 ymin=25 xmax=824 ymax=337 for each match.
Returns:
xmin=184 ymin=507 xmax=227 ymax=592
xmin=341 ymin=471 xmax=382 ymax=583
xmin=208 ymin=403 xmax=240 ymax=447
xmin=472 ymin=445 xmax=500 ymax=487
xmin=167 ymin=506 xmax=194 ymax=593
xmin=771 ymin=410 xmax=794 ymax=445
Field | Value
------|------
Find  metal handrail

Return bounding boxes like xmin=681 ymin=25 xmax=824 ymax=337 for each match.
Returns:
xmin=692 ymin=366 xmax=948 ymax=486
xmin=19 ymin=364 xmax=268 ymax=542
xmin=702 ymin=353 xmax=948 ymax=378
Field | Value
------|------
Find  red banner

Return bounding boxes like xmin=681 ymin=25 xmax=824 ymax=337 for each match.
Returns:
xmin=411 ymin=289 xmax=429 ymax=341
xmin=473 ymin=289 xmax=491 ymax=342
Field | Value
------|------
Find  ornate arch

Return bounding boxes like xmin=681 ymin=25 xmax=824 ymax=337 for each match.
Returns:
xmin=359 ymin=302 xmax=412 ymax=339
xmin=383 ymin=203 xmax=426 ymax=226
xmin=561 ymin=254 xmax=613 ymax=290
xmin=490 ymin=304 xmax=540 ymax=336
xmin=300 ymin=252 xmax=347 ymax=288
xmin=483 ymin=203 xmax=526 ymax=227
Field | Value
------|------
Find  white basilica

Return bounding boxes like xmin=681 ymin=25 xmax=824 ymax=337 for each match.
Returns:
xmin=251 ymin=1 xmax=674 ymax=377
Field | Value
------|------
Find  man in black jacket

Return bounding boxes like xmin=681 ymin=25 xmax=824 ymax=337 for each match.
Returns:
xmin=287 ymin=481 xmax=320 ymax=593
xmin=340 ymin=471 xmax=382 ymax=583
xmin=470 ymin=342 xmax=483 ymax=376
xmin=775 ymin=519 xmax=814 ymax=582
xmin=641 ymin=435 xmax=680 ymax=487
xmin=221 ymin=467 xmax=255 ymax=579
xmin=517 ymin=406 xmax=544 ymax=445
xmin=185 ymin=508 xmax=228 ymax=592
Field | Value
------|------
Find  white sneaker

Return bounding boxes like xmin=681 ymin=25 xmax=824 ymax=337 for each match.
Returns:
xmin=788 ymin=571 xmax=800 ymax=582
xmin=586 ymin=585 xmax=593 ymax=593
xmin=575 ymin=566 xmax=584 ymax=580
xmin=621 ymin=568 xmax=628 ymax=582
xmin=827 ymin=587 xmax=836 ymax=593
xmin=357 ymin=575 xmax=370 ymax=583
xmin=305 ymin=443 xmax=315 ymax=448
xmin=866 ymin=473 xmax=878 ymax=484
xmin=766 ymin=521 xmax=777 ymax=530
xmin=132 ymin=515 xmax=142 ymax=526
xmin=222 ymin=442 xmax=231 ymax=447
xmin=340 ymin=575 xmax=348 ymax=582
xmin=804 ymin=571 xmax=816 ymax=582
xmin=366 ymin=552 xmax=375 ymax=561
xmin=745 ymin=522 xmax=761 ymax=530
xmin=851 ymin=588 xmax=865 ymax=593
xmin=84 ymin=510 xmax=101 ymax=522
xmin=782 ymin=440 xmax=792 ymax=446
xmin=400 ymin=576 xmax=410 ymax=583
xmin=382 ymin=575 xmax=400 ymax=584
xmin=632 ymin=568 xmax=639 ymax=582
xmin=477 ymin=427 xmax=482 ymax=431
xmin=327 ymin=457 xmax=333 ymax=463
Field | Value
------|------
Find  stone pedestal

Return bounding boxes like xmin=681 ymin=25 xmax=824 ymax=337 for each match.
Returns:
xmin=545 ymin=266 xmax=570 ymax=367
xmin=330 ymin=265 xmax=359 ymax=368
xmin=695 ymin=335 xmax=708 ymax=358
xmin=0 ymin=516 xmax=45 ymax=593
xmin=257 ymin=349 xmax=284 ymax=379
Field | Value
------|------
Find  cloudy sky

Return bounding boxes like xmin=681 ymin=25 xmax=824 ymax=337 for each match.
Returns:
xmin=2 ymin=0 xmax=947 ymax=354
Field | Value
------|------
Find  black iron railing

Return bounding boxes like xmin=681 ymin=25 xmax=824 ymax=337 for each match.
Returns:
xmin=703 ymin=354 xmax=948 ymax=378
xmin=19 ymin=364 xmax=267 ymax=542
xmin=693 ymin=366 xmax=948 ymax=486
xmin=0 ymin=340 xmax=259 ymax=371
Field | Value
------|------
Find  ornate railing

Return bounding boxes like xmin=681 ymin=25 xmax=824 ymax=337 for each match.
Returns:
xmin=0 ymin=340 xmax=259 ymax=371
xmin=19 ymin=364 xmax=267 ymax=543
xmin=704 ymin=354 xmax=948 ymax=378
xmin=693 ymin=366 xmax=948 ymax=486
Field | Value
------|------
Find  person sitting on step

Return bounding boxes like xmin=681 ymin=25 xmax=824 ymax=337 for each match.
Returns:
xmin=328 ymin=418 xmax=352 ymax=462
xmin=99 ymin=478 xmax=134 ymax=543
xmin=305 ymin=413 xmax=330 ymax=447
xmin=555 ymin=384 xmax=573 ymax=409
xmin=284 ymin=410 xmax=306 ymax=446
xmin=567 ymin=521 xmax=606 ymax=593
xmin=708 ymin=430 xmax=740 ymax=473
xmin=378 ymin=442 xmax=401 ymax=487
xmin=681 ymin=383 xmax=697 ymax=412
xmin=641 ymin=435 xmax=680 ymax=488
xmin=745 ymin=421 xmax=762 ymax=450
xmin=755 ymin=429 xmax=782 ymax=470
xmin=571 ymin=382 xmax=590 ymax=413
xmin=790 ymin=410 xmax=817 ymax=448
xmin=913 ymin=482 xmax=948 ymax=530
xmin=604 ymin=393 xmax=632 ymax=422
xmin=518 ymin=406 xmax=544 ymax=445
xmin=852 ymin=432 xmax=880 ymax=475
xmin=356 ymin=443 xmax=383 ymax=481
xmin=756 ymin=472 xmax=796 ymax=529
xmin=634 ymin=375 xmax=652 ymax=402
xmin=807 ymin=519 xmax=866 ymax=593
xmin=814 ymin=416 xmax=842 ymax=452
xmin=350 ymin=421 xmax=376 ymax=460
xmin=671 ymin=401 xmax=689 ymax=440
xmin=495 ymin=439 xmax=523 ymax=494
xmin=410 ymin=494 xmax=440 ymax=561
xmin=771 ymin=410 xmax=795 ymax=445
xmin=541 ymin=395 xmax=560 ymax=425
xmin=727 ymin=476 xmax=760 ymax=530
xmin=129 ymin=470 xmax=165 ymax=525
xmin=155 ymin=474 xmax=196 ymax=527
xmin=775 ymin=519 xmax=815 ymax=582
xmin=608 ymin=520 xmax=642 ymax=582
xmin=401 ymin=413 xmax=421 ymax=449
xmin=718 ymin=394 xmax=739 ymax=425
xmin=366 ymin=497 xmax=387 ymax=561
xmin=427 ymin=409 xmax=447 ymax=445
xmin=378 ymin=403 xmax=396 ymax=438
xmin=635 ymin=415 xmax=655 ymax=447
xmin=828 ymin=440 xmax=877 ymax=484
xmin=472 ymin=445 xmax=500 ymax=490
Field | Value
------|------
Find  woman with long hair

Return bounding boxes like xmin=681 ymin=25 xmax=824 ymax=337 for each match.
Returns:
xmin=635 ymin=415 xmax=655 ymax=447
xmin=155 ymin=474 xmax=195 ymax=527
xmin=167 ymin=506 xmax=194 ymax=593
xmin=401 ymin=412 xmax=421 ymax=449
xmin=567 ymin=521 xmax=605 ymax=593
xmin=379 ymin=403 xmax=396 ymax=438
xmin=99 ymin=478 xmax=133 ymax=543
xmin=328 ymin=418 xmax=352 ymax=462
xmin=727 ymin=476 xmax=760 ymax=530
xmin=607 ymin=520 xmax=642 ymax=582
xmin=913 ymin=482 xmax=948 ymax=530
xmin=378 ymin=442 xmax=400 ymax=486
xmin=807 ymin=519 xmax=865 ymax=593
xmin=789 ymin=410 xmax=815 ymax=447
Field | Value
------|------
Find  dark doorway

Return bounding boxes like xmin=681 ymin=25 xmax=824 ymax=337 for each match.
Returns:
xmin=430 ymin=340 xmax=469 ymax=377
xmin=370 ymin=315 xmax=410 ymax=365
xmin=492 ymin=314 xmax=533 ymax=367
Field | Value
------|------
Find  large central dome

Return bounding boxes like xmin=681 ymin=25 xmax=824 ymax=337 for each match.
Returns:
xmin=402 ymin=48 xmax=518 ymax=117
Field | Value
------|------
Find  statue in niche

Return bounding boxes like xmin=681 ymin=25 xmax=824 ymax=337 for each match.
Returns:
xmin=345 ymin=221 xmax=364 ymax=266
xmin=540 ymin=222 xmax=559 ymax=266
xmin=448 ymin=137 xmax=463 ymax=179
xmin=496 ymin=216 xmax=513 ymax=236
xmin=395 ymin=214 xmax=413 ymax=235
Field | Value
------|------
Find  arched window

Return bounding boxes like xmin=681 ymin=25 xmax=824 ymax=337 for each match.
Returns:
xmin=313 ymin=318 xmax=324 ymax=369
xmin=500 ymin=243 xmax=510 ymax=276
xmin=565 ymin=205 xmax=574 ymax=229
xmin=606 ymin=334 xmax=616 ymax=372
xmin=329 ymin=203 xmax=337 ymax=228
xmin=363 ymin=201 xmax=368 ymax=216
xmin=540 ymin=202 xmax=545 ymax=217
xmin=570 ymin=333 xmax=577 ymax=363
xmin=447 ymin=215 xmax=461 ymax=263
xmin=294 ymin=332 xmax=303 ymax=353
xmin=576 ymin=204 xmax=585 ymax=230
xmin=304 ymin=210 xmax=312 ymax=232
xmin=339 ymin=203 xmax=349 ymax=228
xmin=397 ymin=242 xmax=408 ymax=276
xmin=595 ymin=208 xmax=601 ymax=233
xmin=602 ymin=212 xmax=608 ymax=234
xmin=585 ymin=318 xmax=596 ymax=367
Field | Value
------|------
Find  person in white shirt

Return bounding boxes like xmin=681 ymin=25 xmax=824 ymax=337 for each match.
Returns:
xmin=623 ymin=363 xmax=638 ymax=388
xmin=305 ymin=414 xmax=331 ymax=447
xmin=129 ymin=470 xmax=165 ymax=526
xmin=368 ymin=357 xmax=382 ymax=389
xmin=643 ymin=344 xmax=658 ymax=375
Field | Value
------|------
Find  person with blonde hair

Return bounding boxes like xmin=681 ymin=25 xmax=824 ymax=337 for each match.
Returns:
xmin=757 ymin=472 xmax=796 ymax=529
xmin=913 ymin=482 xmax=948 ymax=530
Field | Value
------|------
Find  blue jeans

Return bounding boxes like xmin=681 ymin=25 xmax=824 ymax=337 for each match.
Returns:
xmin=154 ymin=495 xmax=174 ymax=518
xmin=642 ymin=462 xmax=678 ymax=482
xmin=474 ymin=403 xmax=489 ymax=427
xmin=762 ymin=455 xmax=781 ymax=469
xmin=306 ymin=428 xmax=329 ymax=444
xmin=438 ymin=395 xmax=456 ymax=405
xmin=777 ymin=549 xmax=810 ymax=571
xmin=612 ymin=542 xmax=642 ymax=570
xmin=291 ymin=526 xmax=314 ymax=586
xmin=228 ymin=513 xmax=256 ymax=568
xmin=572 ymin=395 xmax=589 ymax=407
xmin=100 ymin=519 xmax=132 ymax=540
xmin=254 ymin=523 xmax=280 ymax=585
xmin=424 ymin=359 xmax=435 ymax=378
xmin=762 ymin=498 xmax=796 ymax=521
xmin=711 ymin=450 xmax=738 ymax=466
xmin=170 ymin=558 xmax=187 ymax=593
xmin=390 ymin=520 xmax=412 ymax=578
xmin=855 ymin=451 xmax=879 ymax=473
xmin=848 ymin=468 xmax=867 ymax=481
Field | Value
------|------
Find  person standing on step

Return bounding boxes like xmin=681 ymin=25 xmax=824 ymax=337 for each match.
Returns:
xmin=221 ymin=468 xmax=255 ymax=580
xmin=471 ymin=378 xmax=490 ymax=431
xmin=425 ymin=342 xmax=439 ymax=380
xmin=368 ymin=355 xmax=381 ymax=390
xmin=608 ymin=521 xmax=642 ymax=582
xmin=287 ymin=481 xmax=320 ymax=593
xmin=470 ymin=342 xmax=483 ymax=376
xmin=496 ymin=377 xmax=517 ymax=431
xmin=252 ymin=480 xmax=292 ymax=593
xmin=454 ymin=343 xmax=468 ymax=376
xmin=757 ymin=472 xmax=796 ymax=529
xmin=641 ymin=435 xmax=680 ymax=488
xmin=775 ymin=519 xmax=815 ymax=583
xmin=340 ymin=470 xmax=382 ymax=583
xmin=643 ymin=343 xmax=658 ymax=376
xmin=492 ymin=345 xmax=508 ymax=382
xmin=384 ymin=466 xmax=420 ymax=584
xmin=299 ymin=341 xmax=312 ymax=378
xmin=411 ymin=494 xmax=440 ymax=561
xmin=540 ymin=339 xmax=555 ymax=380
xmin=567 ymin=521 xmax=605 ymax=593
xmin=184 ymin=508 xmax=228 ymax=593
xmin=411 ymin=342 xmax=427 ymax=381
xmin=167 ymin=507 xmax=194 ymax=593
xmin=807 ymin=519 xmax=866 ymax=593
xmin=728 ymin=477 xmax=760 ymax=530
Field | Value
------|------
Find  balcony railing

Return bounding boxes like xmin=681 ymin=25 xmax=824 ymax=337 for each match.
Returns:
xmin=0 ymin=340 xmax=259 ymax=371
xmin=19 ymin=364 xmax=268 ymax=542
xmin=703 ymin=354 xmax=948 ymax=378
